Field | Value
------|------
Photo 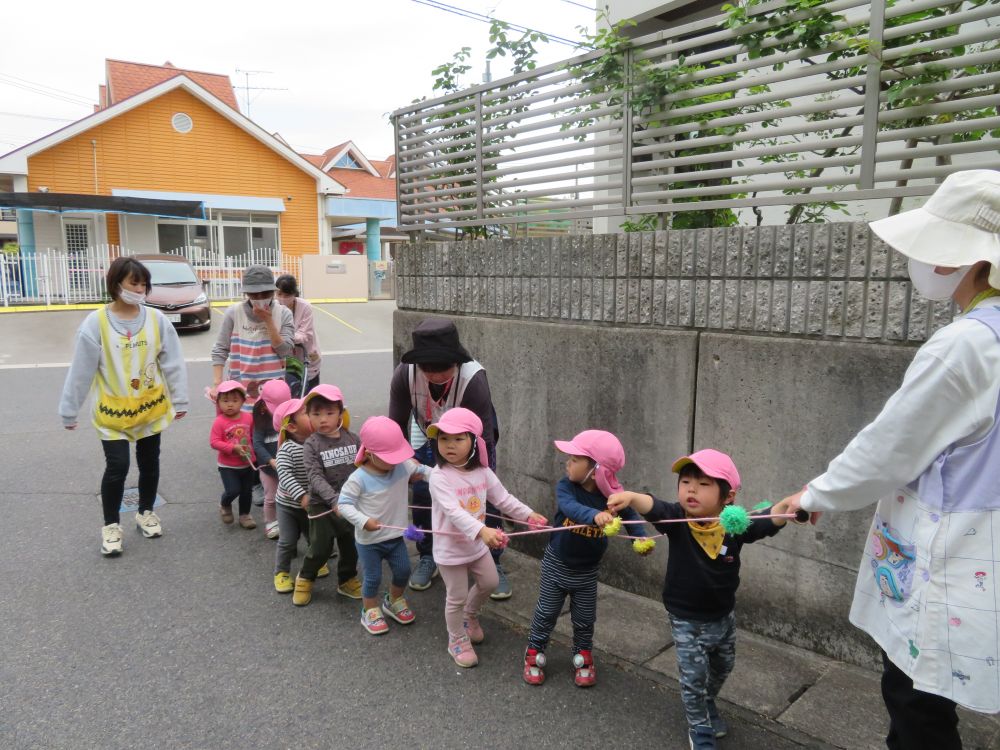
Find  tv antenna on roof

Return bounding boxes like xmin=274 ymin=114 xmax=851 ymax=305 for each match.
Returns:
xmin=234 ymin=69 xmax=287 ymax=118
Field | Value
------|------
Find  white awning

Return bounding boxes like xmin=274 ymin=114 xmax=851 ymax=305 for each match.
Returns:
xmin=112 ymin=188 xmax=285 ymax=213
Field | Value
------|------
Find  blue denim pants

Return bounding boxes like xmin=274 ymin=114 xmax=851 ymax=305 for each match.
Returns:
xmin=356 ymin=536 xmax=411 ymax=599
xmin=669 ymin=611 xmax=737 ymax=732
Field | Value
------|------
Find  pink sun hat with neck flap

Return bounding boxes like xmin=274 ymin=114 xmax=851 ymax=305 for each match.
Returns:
xmin=303 ymin=383 xmax=351 ymax=429
xmin=357 ymin=416 xmax=414 ymax=466
xmin=672 ymin=448 xmax=741 ymax=491
xmin=260 ymin=379 xmax=291 ymax=414
xmin=427 ymin=407 xmax=488 ymax=468
xmin=272 ymin=397 xmax=305 ymax=438
xmin=554 ymin=430 xmax=626 ymax=498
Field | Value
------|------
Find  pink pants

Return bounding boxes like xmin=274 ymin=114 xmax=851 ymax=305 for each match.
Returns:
xmin=437 ymin=551 xmax=499 ymax=639
xmin=261 ymin=471 xmax=278 ymax=524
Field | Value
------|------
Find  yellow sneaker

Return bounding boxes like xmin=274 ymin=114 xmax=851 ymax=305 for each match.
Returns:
xmin=274 ymin=572 xmax=294 ymax=594
xmin=336 ymin=576 xmax=362 ymax=600
xmin=292 ymin=575 xmax=313 ymax=606
xmin=317 ymin=563 xmax=331 ymax=578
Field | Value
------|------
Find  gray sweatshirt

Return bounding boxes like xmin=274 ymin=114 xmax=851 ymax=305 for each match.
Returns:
xmin=210 ymin=300 xmax=294 ymax=366
xmin=303 ymin=429 xmax=361 ymax=508
xmin=59 ymin=307 xmax=189 ymax=426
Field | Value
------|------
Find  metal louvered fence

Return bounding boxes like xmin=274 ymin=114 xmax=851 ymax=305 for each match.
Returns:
xmin=392 ymin=0 xmax=1000 ymax=232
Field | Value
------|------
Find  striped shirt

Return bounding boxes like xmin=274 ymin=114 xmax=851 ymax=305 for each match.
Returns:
xmin=276 ymin=438 xmax=308 ymax=509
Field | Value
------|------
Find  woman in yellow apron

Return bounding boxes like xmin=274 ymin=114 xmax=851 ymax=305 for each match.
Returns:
xmin=59 ymin=257 xmax=189 ymax=556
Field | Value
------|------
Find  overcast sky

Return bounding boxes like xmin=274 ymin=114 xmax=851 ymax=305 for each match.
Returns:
xmin=1 ymin=0 xmax=595 ymax=162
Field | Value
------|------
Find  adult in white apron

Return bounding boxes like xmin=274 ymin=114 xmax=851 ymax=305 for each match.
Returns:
xmin=59 ymin=256 xmax=189 ymax=557
xmin=387 ymin=318 xmax=510 ymax=596
xmin=783 ymin=170 xmax=1000 ymax=749
xmin=210 ymin=265 xmax=294 ymax=410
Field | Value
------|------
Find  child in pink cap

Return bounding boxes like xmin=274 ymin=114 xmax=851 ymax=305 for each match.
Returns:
xmin=209 ymin=380 xmax=257 ymax=529
xmin=252 ymin=379 xmax=291 ymax=540
xmin=297 ymin=384 xmax=362 ymax=606
xmin=608 ymin=449 xmax=791 ymax=750
xmin=337 ymin=416 xmax=432 ymax=635
xmin=523 ymin=429 xmax=650 ymax=688
xmin=272 ymin=397 xmax=321 ymax=594
xmin=427 ymin=407 xmax=548 ymax=668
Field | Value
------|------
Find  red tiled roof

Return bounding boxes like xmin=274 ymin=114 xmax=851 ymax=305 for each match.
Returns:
xmin=300 ymin=153 xmax=326 ymax=169
xmin=326 ymin=167 xmax=396 ymax=200
xmin=104 ymin=59 xmax=239 ymax=111
xmin=380 ymin=155 xmax=396 ymax=176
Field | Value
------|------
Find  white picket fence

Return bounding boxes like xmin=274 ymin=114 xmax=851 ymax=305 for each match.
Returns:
xmin=0 ymin=245 xmax=302 ymax=306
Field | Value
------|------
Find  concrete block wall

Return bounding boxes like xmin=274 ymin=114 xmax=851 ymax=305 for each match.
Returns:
xmin=395 ymin=310 xmax=916 ymax=667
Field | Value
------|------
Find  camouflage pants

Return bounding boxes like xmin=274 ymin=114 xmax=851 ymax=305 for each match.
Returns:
xmin=669 ymin=611 xmax=737 ymax=731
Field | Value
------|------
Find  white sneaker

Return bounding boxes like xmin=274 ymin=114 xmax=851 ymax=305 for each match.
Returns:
xmin=135 ymin=510 xmax=163 ymax=538
xmin=101 ymin=523 xmax=124 ymax=556
xmin=265 ymin=520 xmax=280 ymax=540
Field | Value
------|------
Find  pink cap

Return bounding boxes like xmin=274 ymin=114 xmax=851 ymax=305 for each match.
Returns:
xmin=672 ymin=449 xmax=741 ymax=491
xmin=260 ymin=379 xmax=291 ymax=414
xmin=427 ymin=407 xmax=488 ymax=468
xmin=216 ymin=380 xmax=246 ymax=396
xmin=304 ymin=383 xmax=345 ymax=405
xmin=357 ymin=415 xmax=415 ymax=466
xmin=554 ymin=430 xmax=626 ymax=498
xmin=272 ymin=398 xmax=305 ymax=436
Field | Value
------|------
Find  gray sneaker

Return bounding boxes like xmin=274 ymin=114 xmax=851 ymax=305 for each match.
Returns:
xmin=409 ymin=555 xmax=438 ymax=591
xmin=490 ymin=562 xmax=512 ymax=600
xmin=251 ymin=483 xmax=265 ymax=507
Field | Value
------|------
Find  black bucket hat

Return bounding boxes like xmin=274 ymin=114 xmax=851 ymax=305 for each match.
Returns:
xmin=400 ymin=317 xmax=473 ymax=365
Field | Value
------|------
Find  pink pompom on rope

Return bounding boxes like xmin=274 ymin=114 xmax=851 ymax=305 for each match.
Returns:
xmin=494 ymin=530 xmax=510 ymax=551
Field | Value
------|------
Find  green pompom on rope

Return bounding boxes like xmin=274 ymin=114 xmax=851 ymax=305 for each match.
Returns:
xmin=603 ymin=516 xmax=623 ymax=536
xmin=632 ymin=537 xmax=656 ymax=555
xmin=719 ymin=505 xmax=751 ymax=535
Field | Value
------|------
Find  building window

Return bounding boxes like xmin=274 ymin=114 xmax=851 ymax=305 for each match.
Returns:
xmin=155 ymin=209 xmax=280 ymax=260
xmin=334 ymin=153 xmax=362 ymax=169
xmin=171 ymin=113 xmax=194 ymax=134
xmin=0 ymin=208 xmax=16 ymax=221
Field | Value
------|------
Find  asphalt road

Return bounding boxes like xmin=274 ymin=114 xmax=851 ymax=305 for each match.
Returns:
xmin=0 ymin=302 xmax=809 ymax=749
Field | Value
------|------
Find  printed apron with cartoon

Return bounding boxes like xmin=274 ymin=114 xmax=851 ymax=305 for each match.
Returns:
xmin=92 ymin=308 xmax=173 ymax=441
xmin=849 ymin=304 xmax=1000 ymax=713
xmin=227 ymin=303 xmax=285 ymax=411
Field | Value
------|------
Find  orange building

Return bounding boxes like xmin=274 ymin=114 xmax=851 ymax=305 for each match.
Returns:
xmin=0 ymin=61 xmax=344 ymax=259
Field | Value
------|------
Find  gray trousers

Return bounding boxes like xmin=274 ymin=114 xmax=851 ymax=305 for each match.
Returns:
xmin=668 ymin=611 xmax=736 ymax=731
xmin=274 ymin=503 xmax=308 ymax=574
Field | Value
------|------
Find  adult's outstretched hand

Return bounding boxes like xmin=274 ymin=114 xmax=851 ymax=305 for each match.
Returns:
xmin=780 ymin=488 xmax=823 ymax=525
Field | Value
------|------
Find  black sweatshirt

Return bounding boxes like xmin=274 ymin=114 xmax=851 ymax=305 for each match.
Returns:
xmin=644 ymin=497 xmax=782 ymax=621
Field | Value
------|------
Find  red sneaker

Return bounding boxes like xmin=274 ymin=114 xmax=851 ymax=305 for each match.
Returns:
xmin=573 ymin=650 xmax=596 ymax=687
xmin=523 ymin=648 xmax=546 ymax=685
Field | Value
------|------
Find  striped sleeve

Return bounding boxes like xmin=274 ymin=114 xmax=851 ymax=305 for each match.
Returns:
xmin=276 ymin=441 xmax=307 ymax=502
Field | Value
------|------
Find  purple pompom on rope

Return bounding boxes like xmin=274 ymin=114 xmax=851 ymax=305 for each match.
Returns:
xmin=404 ymin=524 xmax=426 ymax=542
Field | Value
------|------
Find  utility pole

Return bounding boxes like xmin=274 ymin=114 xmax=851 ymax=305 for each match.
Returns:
xmin=234 ymin=69 xmax=287 ymax=118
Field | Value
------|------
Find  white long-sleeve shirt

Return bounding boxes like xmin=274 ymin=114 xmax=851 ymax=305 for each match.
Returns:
xmin=338 ymin=460 xmax=431 ymax=545
xmin=802 ymin=298 xmax=1000 ymax=513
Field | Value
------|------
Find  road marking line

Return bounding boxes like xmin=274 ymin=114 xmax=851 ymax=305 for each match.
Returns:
xmin=0 ymin=348 xmax=392 ymax=370
xmin=314 ymin=305 xmax=363 ymax=334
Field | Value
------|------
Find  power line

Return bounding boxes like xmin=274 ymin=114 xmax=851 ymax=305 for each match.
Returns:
xmin=0 ymin=73 xmax=93 ymax=104
xmin=560 ymin=0 xmax=596 ymax=10
xmin=0 ymin=111 xmax=76 ymax=122
xmin=0 ymin=75 xmax=93 ymax=108
xmin=410 ymin=0 xmax=583 ymax=47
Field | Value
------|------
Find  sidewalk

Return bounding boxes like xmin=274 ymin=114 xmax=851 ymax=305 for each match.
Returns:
xmin=482 ymin=549 xmax=1000 ymax=750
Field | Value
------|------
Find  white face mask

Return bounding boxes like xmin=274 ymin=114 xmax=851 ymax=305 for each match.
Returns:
xmin=907 ymin=258 xmax=971 ymax=301
xmin=250 ymin=298 xmax=272 ymax=311
xmin=119 ymin=287 xmax=146 ymax=306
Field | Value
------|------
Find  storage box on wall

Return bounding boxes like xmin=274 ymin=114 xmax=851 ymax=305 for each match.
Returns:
xmin=300 ymin=254 xmax=368 ymax=301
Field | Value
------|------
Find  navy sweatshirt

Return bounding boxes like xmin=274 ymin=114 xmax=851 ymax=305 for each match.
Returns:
xmin=547 ymin=477 xmax=647 ymax=569
xmin=644 ymin=497 xmax=782 ymax=621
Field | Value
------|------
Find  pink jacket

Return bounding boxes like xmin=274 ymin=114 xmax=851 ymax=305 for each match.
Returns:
xmin=290 ymin=298 xmax=321 ymax=379
xmin=429 ymin=464 xmax=533 ymax=566
xmin=210 ymin=413 xmax=255 ymax=468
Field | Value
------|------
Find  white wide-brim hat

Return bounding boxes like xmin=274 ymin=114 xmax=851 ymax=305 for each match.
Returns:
xmin=869 ymin=170 xmax=1000 ymax=286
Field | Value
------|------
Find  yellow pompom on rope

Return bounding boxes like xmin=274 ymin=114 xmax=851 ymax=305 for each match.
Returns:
xmin=602 ymin=516 xmax=623 ymax=536
xmin=632 ymin=537 xmax=656 ymax=555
